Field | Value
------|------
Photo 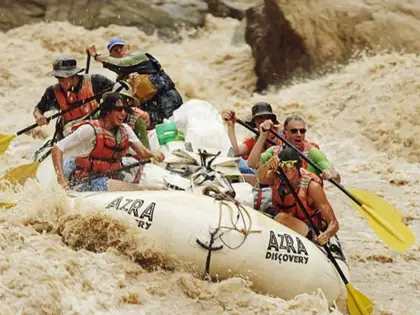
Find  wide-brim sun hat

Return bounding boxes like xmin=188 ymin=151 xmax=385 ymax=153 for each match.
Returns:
xmin=112 ymin=80 xmax=140 ymax=106
xmin=47 ymin=55 xmax=84 ymax=78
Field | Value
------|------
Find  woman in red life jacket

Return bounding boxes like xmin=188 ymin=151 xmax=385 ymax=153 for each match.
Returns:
xmin=51 ymin=92 xmax=164 ymax=192
xmin=256 ymin=147 xmax=339 ymax=245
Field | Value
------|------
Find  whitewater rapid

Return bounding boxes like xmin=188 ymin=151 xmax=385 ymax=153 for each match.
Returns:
xmin=0 ymin=14 xmax=419 ymax=314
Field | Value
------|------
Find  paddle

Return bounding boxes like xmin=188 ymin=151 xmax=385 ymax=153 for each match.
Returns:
xmin=0 ymin=149 xmax=51 ymax=189
xmin=0 ymin=82 xmax=132 ymax=189
xmin=0 ymin=159 xmax=151 ymax=209
xmin=85 ymin=51 xmax=91 ymax=74
xmin=236 ymin=118 xmax=277 ymax=146
xmin=0 ymin=87 xmax=113 ymax=156
xmin=276 ymin=167 xmax=374 ymax=315
xmin=235 ymin=118 xmax=413 ymax=251
xmin=236 ymin=119 xmax=404 ymax=218
xmin=267 ymin=127 xmax=415 ymax=252
xmin=69 ymin=160 xmax=150 ymax=189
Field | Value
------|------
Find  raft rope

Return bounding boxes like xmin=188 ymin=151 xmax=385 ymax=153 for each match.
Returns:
xmin=197 ymin=185 xmax=262 ymax=279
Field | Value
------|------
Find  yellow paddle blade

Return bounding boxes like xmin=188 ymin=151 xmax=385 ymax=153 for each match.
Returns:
xmin=349 ymin=197 xmax=415 ymax=251
xmin=0 ymin=202 xmax=17 ymax=209
xmin=0 ymin=160 xmax=40 ymax=188
xmin=0 ymin=134 xmax=16 ymax=155
xmin=349 ymin=188 xmax=403 ymax=220
xmin=347 ymin=283 xmax=374 ymax=315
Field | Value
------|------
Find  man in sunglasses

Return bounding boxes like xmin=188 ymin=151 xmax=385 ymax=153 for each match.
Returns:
xmin=256 ymin=147 xmax=339 ymax=246
xmin=86 ymin=37 xmax=183 ymax=129
xmin=51 ymin=92 xmax=164 ymax=192
xmin=259 ymin=115 xmax=340 ymax=182
xmin=33 ymin=55 xmax=115 ymax=138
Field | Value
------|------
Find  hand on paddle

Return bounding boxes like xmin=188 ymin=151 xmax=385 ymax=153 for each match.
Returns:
xmin=36 ymin=115 xmax=49 ymax=126
xmin=153 ymin=152 xmax=165 ymax=163
xmin=320 ymin=167 xmax=341 ymax=183
xmin=259 ymin=119 xmax=274 ymax=137
xmin=221 ymin=109 xmax=236 ymax=126
xmin=86 ymin=45 xmax=97 ymax=59
xmin=315 ymin=230 xmax=330 ymax=246
xmin=267 ymin=155 xmax=280 ymax=170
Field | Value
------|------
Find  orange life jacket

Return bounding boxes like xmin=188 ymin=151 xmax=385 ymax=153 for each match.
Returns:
xmin=72 ymin=120 xmax=130 ymax=179
xmin=272 ymin=168 xmax=326 ymax=230
xmin=271 ymin=140 xmax=320 ymax=170
xmin=53 ymin=74 xmax=99 ymax=124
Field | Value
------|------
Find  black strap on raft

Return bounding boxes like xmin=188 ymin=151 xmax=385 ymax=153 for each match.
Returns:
xmin=197 ymin=149 xmax=221 ymax=171
xmin=196 ymin=230 xmax=223 ymax=280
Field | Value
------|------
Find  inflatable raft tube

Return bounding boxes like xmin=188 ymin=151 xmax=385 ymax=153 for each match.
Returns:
xmin=72 ymin=189 xmax=349 ymax=303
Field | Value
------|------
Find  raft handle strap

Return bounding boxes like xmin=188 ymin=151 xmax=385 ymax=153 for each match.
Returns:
xmin=196 ymin=232 xmax=223 ymax=280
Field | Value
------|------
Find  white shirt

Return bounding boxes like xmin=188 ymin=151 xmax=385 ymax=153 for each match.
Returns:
xmin=56 ymin=123 xmax=140 ymax=158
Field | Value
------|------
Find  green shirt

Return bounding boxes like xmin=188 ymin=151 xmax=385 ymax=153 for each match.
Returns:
xmin=260 ymin=146 xmax=332 ymax=175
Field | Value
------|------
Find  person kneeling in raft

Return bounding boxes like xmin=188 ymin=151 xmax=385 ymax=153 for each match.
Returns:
xmin=257 ymin=147 xmax=339 ymax=245
xmin=52 ymin=92 xmax=164 ymax=192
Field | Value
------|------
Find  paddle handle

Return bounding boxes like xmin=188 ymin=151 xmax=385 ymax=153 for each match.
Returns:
xmin=69 ymin=159 xmax=151 ymax=188
xmin=235 ymin=119 xmax=278 ymax=146
xmin=17 ymin=86 xmax=114 ymax=137
xmin=16 ymin=112 xmax=63 ymax=136
xmin=276 ymin=167 xmax=350 ymax=285
xmin=268 ymin=128 xmax=363 ymax=207
xmin=85 ymin=51 xmax=91 ymax=74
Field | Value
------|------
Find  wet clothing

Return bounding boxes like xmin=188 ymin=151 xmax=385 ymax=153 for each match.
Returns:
xmin=260 ymin=140 xmax=332 ymax=176
xmin=36 ymin=74 xmax=115 ymax=138
xmin=102 ymin=52 xmax=183 ymax=128
xmin=56 ymin=121 xmax=140 ymax=191
xmin=72 ymin=120 xmax=130 ymax=180
xmin=35 ymin=74 xmax=114 ymax=114
xmin=272 ymin=168 xmax=327 ymax=230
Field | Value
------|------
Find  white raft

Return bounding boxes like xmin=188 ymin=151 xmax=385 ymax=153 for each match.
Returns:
xmin=71 ymin=189 xmax=349 ymax=304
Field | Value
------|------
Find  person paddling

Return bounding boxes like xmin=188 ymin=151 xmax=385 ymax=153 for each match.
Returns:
xmin=33 ymin=55 xmax=115 ymax=138
xmin=258 ymin=115 xmax=340 ymax=182
xmin=257 ymin=147 xmax=339 ymax=245
xmin=111 ymin=82 xmax=151 ymax=149
xmin=52 ymin=92 xmax=164 ymax=192
xmin=221 ymin=102 xmax=281 ymax=175
xmin=87 ymin=37 xmax=183 ymax=129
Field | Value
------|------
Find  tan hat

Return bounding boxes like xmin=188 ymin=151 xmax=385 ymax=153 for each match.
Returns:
xmin=112 ymin=81 xmax=140 ymax=106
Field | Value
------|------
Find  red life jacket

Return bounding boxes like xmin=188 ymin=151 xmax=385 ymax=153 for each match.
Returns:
xmin=72 ymin=120 xmax=130 ymax=179
xmin=53 ymin=74 xmax=99 ymax=124
xmin=272 ymin=168 xmax=326 ymax=230
xmin=271 ymin=140 xmax=320 ymax=170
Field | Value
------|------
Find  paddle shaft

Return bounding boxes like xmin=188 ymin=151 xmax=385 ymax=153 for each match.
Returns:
xmin=69 ymin=160 xmax=150 ymax=188
xmin=16 ymin=86 xmax=113 ymax=136
xmin=235 ymin=119 xmax=277 ymax=146
xmin=268 ymin=128 xmax=364 ymax=208
xmin=85 ymin=52 xmax=91 ymax=74
xmin=276 ymin=167 xmax=349 ymax=285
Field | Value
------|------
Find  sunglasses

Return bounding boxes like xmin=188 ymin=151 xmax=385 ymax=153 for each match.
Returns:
xmin=111 ymin=105 xmax=131 ymax=113
xmin=278 ymin=160 xmax=298 ymax=168
xmin=287 ymin=128 xmax=307 ymax=134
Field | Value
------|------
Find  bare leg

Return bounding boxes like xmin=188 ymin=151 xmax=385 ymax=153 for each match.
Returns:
xmin=107 ymin=179 xmax=166 ymax=192
xmin=274 ymin=212 xmax=309 ymax=237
